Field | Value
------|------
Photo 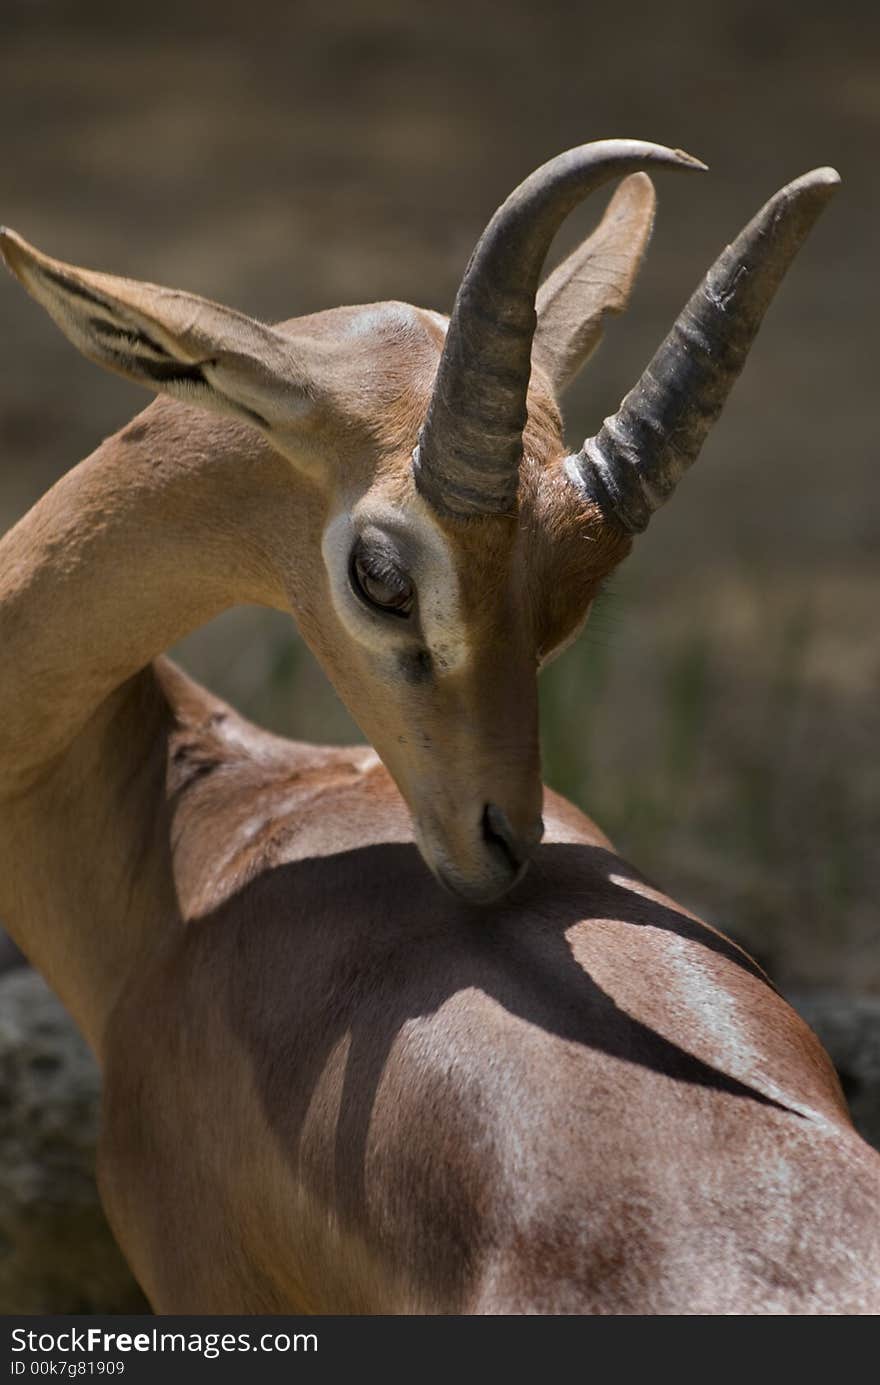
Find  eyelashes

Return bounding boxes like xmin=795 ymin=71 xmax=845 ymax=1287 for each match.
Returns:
xmin=349 ymin=541 xmax=415 ymax=618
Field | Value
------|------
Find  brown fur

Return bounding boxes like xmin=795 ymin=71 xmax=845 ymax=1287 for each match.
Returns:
xmin=2 ymin=209 xmax=878 ymax=1314
xmin=94 ymin=664 xmax=880 ymax=1312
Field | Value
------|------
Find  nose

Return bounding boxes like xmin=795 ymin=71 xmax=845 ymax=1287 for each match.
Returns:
xmin=481 ymin=802 xmax=544 ymax=878
xmin=426 ymin=803 xmax=543 ymax=908
xmin=434 ymin=802 xmax=544 ymax=904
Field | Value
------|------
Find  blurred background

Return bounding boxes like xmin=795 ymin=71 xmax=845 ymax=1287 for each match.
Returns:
xmin=0 ymin=0 xmax=877 ymax=1310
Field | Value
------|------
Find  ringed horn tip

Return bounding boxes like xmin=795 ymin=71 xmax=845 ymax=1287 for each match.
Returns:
xmin=414 ymin=140 xmax=707 ymax=519
xmin=568 ymin=166 xmax=841 ymax=532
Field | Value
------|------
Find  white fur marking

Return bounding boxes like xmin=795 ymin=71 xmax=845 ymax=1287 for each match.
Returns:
xmin=322 ymin=491 xmax=471 ymax=672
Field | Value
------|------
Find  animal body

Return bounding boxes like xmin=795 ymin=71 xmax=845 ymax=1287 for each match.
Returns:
xmin=1 ymin=140 xmax=878 ymax=1313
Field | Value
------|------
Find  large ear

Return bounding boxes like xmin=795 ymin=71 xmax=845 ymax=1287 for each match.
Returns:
xmin=533 ymin=172 xmax=656 ymax=396
xmin=0 ymin=228 xmax=313 ymax=432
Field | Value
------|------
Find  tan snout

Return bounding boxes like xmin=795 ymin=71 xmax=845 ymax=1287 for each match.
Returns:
xmin=312 ymin=546 xmax=546 ymax=903
xmin=430 ymin=797 xmax=546 ymax=904
xmin=398 ymin=732 xmax=546 ymax=905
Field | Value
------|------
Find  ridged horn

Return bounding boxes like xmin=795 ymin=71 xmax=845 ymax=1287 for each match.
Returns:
xmin=568 ymin=167 xmax=841 ymax=533
xmin=413 ymin=140 xmax=706 ymax=519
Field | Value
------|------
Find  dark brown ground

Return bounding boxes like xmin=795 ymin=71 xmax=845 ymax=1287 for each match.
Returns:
xmin=2 ymin=0 xmax=878 ymax=992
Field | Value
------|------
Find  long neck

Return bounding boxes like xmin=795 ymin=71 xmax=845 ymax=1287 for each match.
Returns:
xmin=0 ymin=397 xmax=297 ymax=1050
xmin=0 ymin=398 xmax=291 ymax=790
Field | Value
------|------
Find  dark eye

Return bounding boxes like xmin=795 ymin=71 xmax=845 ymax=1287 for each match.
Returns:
xmin=350 ymin=546 xmax=415 ymax=618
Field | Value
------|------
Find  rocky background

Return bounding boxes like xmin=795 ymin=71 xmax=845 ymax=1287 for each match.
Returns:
xmin=1 ymin=0 xmax=877 ymax=1311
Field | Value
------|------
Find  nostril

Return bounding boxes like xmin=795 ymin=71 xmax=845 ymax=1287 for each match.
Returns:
xmin=481 ymin=803 xmax=526 ymax=874
xmin=529 ymin=816 xmax=546 ymax=849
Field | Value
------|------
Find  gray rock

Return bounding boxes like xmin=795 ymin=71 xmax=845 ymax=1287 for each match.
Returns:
xmin=0 ymin=967 xmax=147 ymax=1313
xmin=787 ymin=990 xmax=880 ymax=1153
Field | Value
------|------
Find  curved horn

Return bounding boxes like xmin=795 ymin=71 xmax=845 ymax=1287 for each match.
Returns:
xmin=414 ymin=140 xmax=706 ymax=519
xmin=568 ymin=167 xmax=841 ymax=533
